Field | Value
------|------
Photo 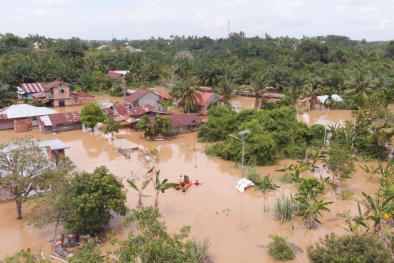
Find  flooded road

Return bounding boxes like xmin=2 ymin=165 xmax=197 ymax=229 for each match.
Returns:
xmin=0 ymin=102 xmax=381 ymax=262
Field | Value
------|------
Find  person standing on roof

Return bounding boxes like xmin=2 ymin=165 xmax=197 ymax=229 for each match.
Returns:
xmin=178 ymin=175 xmax=183 ymax=183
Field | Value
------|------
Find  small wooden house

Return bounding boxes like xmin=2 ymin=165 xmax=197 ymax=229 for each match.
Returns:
xmin=36 ymin=112 xmax=82 ymax=134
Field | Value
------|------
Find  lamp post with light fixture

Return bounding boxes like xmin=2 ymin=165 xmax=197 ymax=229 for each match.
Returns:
xmin=228 ymin=129 xmax=250 ymax=178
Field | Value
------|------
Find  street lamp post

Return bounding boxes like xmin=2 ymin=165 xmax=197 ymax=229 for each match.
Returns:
xmin=228 ymin=129 xmax=250 ymax=178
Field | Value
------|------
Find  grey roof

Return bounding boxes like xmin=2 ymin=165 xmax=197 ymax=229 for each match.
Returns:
xmin=317 ymin=94 xmax=344 ymax=104
xmin=0 ymin=104 xmax=58 ymax=119
xmin=38 ymin=139 xmax=70 ymax=150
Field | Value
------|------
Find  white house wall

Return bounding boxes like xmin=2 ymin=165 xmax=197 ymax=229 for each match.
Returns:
xmin=138 ymin=93 xmax=160 ymax=109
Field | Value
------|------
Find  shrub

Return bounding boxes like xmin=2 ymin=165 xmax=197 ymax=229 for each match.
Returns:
xmin=307 ymin=233 xmax=392 ymax=263
xmin=267 ymin=234 xmax=295 ymax=261
xmin=273 ymin=194 xmax=301 ymax=222
xmin=298 ymin=178 xmax=324 ymax=198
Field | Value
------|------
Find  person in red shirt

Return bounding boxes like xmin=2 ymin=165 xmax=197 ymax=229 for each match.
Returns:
xmin=194 ymin=180 xmax=202 ymax=185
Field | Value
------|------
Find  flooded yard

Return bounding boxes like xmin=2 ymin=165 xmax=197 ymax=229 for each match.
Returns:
xmin=0 ymin=101 xmax=381 ymax=262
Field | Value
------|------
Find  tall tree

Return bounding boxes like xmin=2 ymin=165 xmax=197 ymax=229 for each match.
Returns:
xmin=62 ymin=166 xmax=127 ymax=234
xmin=250 ymin=71 xmax=271 ymax=109
xmin=345 ymin=68 xmax=376 ymax=98
xmin=171 ymin=78 xmax=202 ymax=113
xmin=0 ymin=137 xmax=74 ymax=219
xmin=216 ymin=76 xmax=237 ymax=106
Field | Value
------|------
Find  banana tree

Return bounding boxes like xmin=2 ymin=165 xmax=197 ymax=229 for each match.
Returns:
xmin=127 ymin=179 xmax=151 ymax=208
xmin=151 ymin=170 xmax=179 ymax=209
xmin=294 ymin=196 xmax=333 ymax=229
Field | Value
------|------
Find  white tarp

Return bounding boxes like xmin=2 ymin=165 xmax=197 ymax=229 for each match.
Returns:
xmin=235 ymin=178 xmax=255 ymax=192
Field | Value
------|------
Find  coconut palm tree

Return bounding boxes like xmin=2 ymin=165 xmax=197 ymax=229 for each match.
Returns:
xmin=151 ymin=170 xmax=179 ymax=209
xmin=171 ymin=77 xmax=202 ymax=113
xmin=201 ymin=63 xmax=223 ymax=89
xmin=303 ymin=77 xmax=323 ymax=97
xmin=294 ymin=197 xmax=333 ymax=229
xmin=216 ymin=76 xmax=238 ymax=106
xmin=268 ymin=67 xmax=289 ymax=92
xmin=323 ymin=71 xmax=345 ymax=94
xmin=250 ymin=71 xmax=272 ymax=109
xmin=127 ymin=179 xmax=151 ymax=208
xmin=345 ymin=69 xmax=376 ymax=98
xmin=284 ymin=73 xmax=308 ymax=106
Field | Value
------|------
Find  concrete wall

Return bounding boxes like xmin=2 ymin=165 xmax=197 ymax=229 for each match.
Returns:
xmin=51 ymin=84 xmax=70 ymax=99
xmin=138 ymin=93 xmax=160 ymax=109
xmin=199 ymin=93 xmax=220 ymax=116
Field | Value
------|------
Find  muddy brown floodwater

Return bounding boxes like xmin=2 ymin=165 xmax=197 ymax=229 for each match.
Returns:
xmin=0 ymin=101 xmax=382 ymax=262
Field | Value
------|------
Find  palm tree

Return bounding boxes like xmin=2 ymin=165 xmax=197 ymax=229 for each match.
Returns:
xmin=216 ymin=76 xmax=238 ymax=106
xmin=294 ymin=197 xmax=333 ymax=229
xmin=268 ymin=67 xmax=288 ymax=92
xmin=345 ymin=69 xmax=376 ymax=98
xmin=201 ymin=64 xmax=223 ymax=89
xmin=235 ymin=65 xmax=253 ymax=85
xmin=127 ymin=179 xmax=151 ymax=208
xmin=323 ymin=71 xmax=345 ymax=94
xmin=303 ymin=77 xmax=323 ymax=97
xmin=379 ymin=87 xmax=394 ymax=109
xmin=171 ymin=78 xmax=202 ymax=113
xmin=151 ymin=170 xmax=179 ymax=209
xmin=284 ymin=73 xmax=307 ymax=106
xmin=250 ymin=72 xmax=272 ymax=109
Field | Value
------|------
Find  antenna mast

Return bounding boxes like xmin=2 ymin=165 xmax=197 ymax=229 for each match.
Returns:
xmin=228 ymin=21 xmax=230 ymax=38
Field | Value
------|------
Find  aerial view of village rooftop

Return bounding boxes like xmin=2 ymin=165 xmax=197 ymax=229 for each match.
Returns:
xmin=1 ymin=1 xmax=394 ymax=262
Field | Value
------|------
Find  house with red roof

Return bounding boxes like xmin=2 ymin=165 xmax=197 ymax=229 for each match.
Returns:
xmin=36 ymin=112 xmax=82 ymax=133
xmin=190 ymin=91 xmax=220 ymax=115
xmin=106 ymin=70 xmax=129 ymax=82
xmin=124 ymin=89 xmax=160 ymax=110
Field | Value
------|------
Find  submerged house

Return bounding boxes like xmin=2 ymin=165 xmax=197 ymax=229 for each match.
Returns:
xmin=124 ymin=89 xmax=160 ymax=110
xmin=17 ymin=81 xmax=95 ymax=107
xmin=0 ymin=104 xmax=57 ymax=131
xmin=36 ymin=112 xmax=82 ymax=134
xmin=150 ymin=113 xmax=203 ymax=136
xmin=181 ymin=92 xmax=220 ymax=116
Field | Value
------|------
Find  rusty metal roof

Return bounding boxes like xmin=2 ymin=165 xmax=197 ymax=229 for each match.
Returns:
xmin=128 ymin=104 xmax=156 ymax=117
xmin=36 ymin=111 xmax=80 ymax=126
xmin=111 ymin=104 xmax=129 ymax=116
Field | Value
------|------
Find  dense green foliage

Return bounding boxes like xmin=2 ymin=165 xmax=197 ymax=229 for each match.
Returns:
xmin=62 ymin=166 xmax=127 ymax=234
xmin=307 ymin=233 xmax=393 ymax=263
xmin=80 ymin=103 xmax=105 ymax=130
xmin=267 ymin=234 xmax=295 ymax=261
xmin=201 ymin=106 xmax=311 ymax=165
xmin=108 ymin=207 xmax=211 ymax=263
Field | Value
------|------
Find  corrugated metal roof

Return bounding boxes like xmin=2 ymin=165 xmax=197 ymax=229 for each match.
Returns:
xmin=36 ymin=111 xmax=80 ymax=126
xmin=128 ymin=104 xmax=156 ymax=117
xmin=111 ymin=104 xmax=129 ymax=116
xmin=19 ymin=82 xmax=47 ymax=93
xmin=38 ymin=139 xmax=70 ymax=150
xmin=124 ymin=89 xmax=152 ymax=103
xmin=0 ymin=104 xmax=57 ymax=119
